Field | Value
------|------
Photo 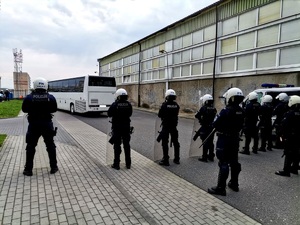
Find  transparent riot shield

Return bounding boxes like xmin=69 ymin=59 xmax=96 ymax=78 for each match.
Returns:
xmin=189 ymin=119 xmax=202 ymax=158
xmin=105 ymin=119 xmax=125 ymax=166
xmin=22 ymin=113 xmax=58 ymax=170
xmin=153 ymin=118 xmax=174 ymax=162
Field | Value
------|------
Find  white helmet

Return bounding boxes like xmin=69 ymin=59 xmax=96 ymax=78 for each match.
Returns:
xmin=33 ymin=77 xmax=48 ymax=91
xmin=248 ymin=91 xmax=258 ymax=101
xmin=165 ymin=89 xmax=176 ymax=98
xmin=200 ymin=94 xmax=213 ymax=105
xmin=115 ymin=88 xmax=128 ymax=100
xmin=261 ymin=95 xmax=273 ymax=105
xmin=165 ymin=89 xmax=176 ymax=101
xmin=276 ymin=93 xmax=289 ymax=102
xmin=223 ymin=87 xmax=244 ymax=105
xmin=288 ymin=95 xmax=300 ymax=108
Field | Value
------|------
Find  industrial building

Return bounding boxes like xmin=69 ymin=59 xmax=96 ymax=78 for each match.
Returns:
xmin=97 ymin=0 xmax=300 ymax=112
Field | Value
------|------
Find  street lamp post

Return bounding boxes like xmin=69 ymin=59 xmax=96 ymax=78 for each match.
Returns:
xmin=159 ymin=50 xmax=169 ymax=91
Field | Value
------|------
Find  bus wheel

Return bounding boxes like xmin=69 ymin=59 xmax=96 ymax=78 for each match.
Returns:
xmin=70 ymin=104 xmax=75 ymax=114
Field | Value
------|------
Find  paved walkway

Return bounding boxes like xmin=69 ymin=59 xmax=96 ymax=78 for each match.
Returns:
xmin=0 ymin=111 xmax=261 ymax=225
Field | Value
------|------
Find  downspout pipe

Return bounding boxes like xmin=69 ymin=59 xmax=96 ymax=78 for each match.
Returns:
xmin=212 ymin=4 xmax=218 ymax=106
xmin=138 ymin=42 xmax=141 ymax=107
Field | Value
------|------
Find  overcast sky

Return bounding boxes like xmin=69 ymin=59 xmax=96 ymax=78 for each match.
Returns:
xmin=0 ymin=0 xmax=218 ymax=89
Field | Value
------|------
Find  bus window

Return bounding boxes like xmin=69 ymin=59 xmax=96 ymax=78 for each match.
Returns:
xmin=88 ymin=76 xmax=116 ymax=87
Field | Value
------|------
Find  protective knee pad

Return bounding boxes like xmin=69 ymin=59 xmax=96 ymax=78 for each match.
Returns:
xmin=218 ymin=162 xmax=229 ymax=175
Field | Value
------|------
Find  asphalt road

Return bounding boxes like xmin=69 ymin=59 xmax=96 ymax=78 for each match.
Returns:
xmin=73 ymin=109 xmax=300 ymax=225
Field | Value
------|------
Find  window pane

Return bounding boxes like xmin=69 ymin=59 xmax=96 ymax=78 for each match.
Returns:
xmin=173 ymin=52 xmax=181 ymax=64
xmin=238 ymin=32 xmax=255 ymax=51
xmin=173 ymin=67 xmax=180 ymax=78
xmin=204 ymin=25 xmax=216 ymax=41
xmin=182 ymin=34 xmax=191 ymax=48
xmin=257 ymin=25 xmax=278 ymax=47
xmin=153 ymin=70 xmax=159 ymax=79
xmin=258 ymin=1 xmax=280 ymax=25
xmin=257 ymin=50 xmax=276 ymax=68
xmin=239 ymin=10 xmax=256 ymax=31
xmin=192 ymin=64 xmax=201 ymax=75
xmin=192 ymin=30 xmax=203 ymax=44
xmin=203 ymin=61 xmax=214 ymax=74
xmin=152 ymin=58 xmax=159 ymax=68
xmin=173 ymin=37 xmax=182 ymax=50
xmin=237 ymin=55 xmax=253 ymax=70
xmin=221 ymin=37 xmax=236 ymax=54
xmin=280 ymin=45 xmax=300 ymax=66
xmin=223 ymin=17 xmax=238 ymax=35
xmin=182 ymin=65 xmax=190 ymax=77
xmin=192 ymin=46 xmax=202 ymax=60
xmin=159 ymin=56 xmax=165 ymax=67
xmin=221 ymin=58 xmax=235 ymax=72
xmin=281 ymin=19 xmax=300 ymax=42
xmin=182 ymin=50 xmax=190 ymax=62
xmin=159 ymin=69 xmax=165 ymax=79
xmin=282 ymin=0 xmax=300 ymax=17
xmin=203 ymin=43 xmax=215 ymax=58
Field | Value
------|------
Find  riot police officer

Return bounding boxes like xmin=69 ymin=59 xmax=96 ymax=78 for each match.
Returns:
xmin=275 ymin=95 xmax=300 ymax=177
xmin=108 ymin=88 xmax=133 ymax=170
xmin=258 ymin=95 xmax=274 ymax=152
xmin=208 ymin=88 xmax=244 ymax=196
xmin=273 ymin=92 xmax=289 ymax=149
xmin=22 ymin=77 xmax=58 ymax=176
xmin=240 ymin=91 xmax=260 ymax=155
xmin=194 ymin=94 xmax=217 ymax=162
xmin=158 ymin=89 xmax=180 ymax=166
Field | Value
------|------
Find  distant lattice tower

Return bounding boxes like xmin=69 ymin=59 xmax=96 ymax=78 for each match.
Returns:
xmin=13 ymin=48 xmax=23 ymax=98
xmin=13 ymin=48 xmax=23 ymax=73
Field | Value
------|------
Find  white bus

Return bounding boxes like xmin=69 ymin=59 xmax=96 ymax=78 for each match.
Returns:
xmin=48 ymin=75 xmax=116 ymax=114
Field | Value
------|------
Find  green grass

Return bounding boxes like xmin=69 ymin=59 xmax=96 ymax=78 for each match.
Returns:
xmin=0 ymin=134 xmax=7 ymax=147
xmin=0 ymin=99 xmax=23 ymax=118
xmin=0 ymin=100 xmax=23 ymax=147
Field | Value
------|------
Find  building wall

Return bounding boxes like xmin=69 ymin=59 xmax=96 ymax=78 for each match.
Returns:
xmin=121 ymin=72 xmax=300 ymax=112
xmin=98 ymin=0 xmax=300 ymax=112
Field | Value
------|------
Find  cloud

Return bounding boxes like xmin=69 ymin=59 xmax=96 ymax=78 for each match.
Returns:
xmin=0 ymin=0 xmax=218 ymax=88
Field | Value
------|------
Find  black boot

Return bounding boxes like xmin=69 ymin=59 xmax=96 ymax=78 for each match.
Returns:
xmin=208 ymin=166 xmax=228 ymax=196
xmin=228 ymin=163 xmax=241 ymax=192
xmin=208 ymin=186 xmax=226 ymax=196
xmin=275 ymin=170 xmax=290 ymax=177
xmin=198 ymin=156 xmax=208 ymax=162
xmin=23 ymin=168 xmax=33 ymax=176
xmin=111 ymin=164 xmax=120 ymax=170
xmin=159 ymin=158 xmax=170 ymax=166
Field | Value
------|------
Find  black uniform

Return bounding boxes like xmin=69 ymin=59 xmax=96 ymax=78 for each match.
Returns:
xmin=273 ymin=101 xmax=288 ymax=149
xmin=22 ymin=90 xmax=58 ymax=176
xmin=275 ymin=107 xmax=300 ymax=176
xmin=195 ymin=104 xmax=217 ymax=161
xmin=258 ymin=102 xmax=273 ymax=151
xmin=158 ymin=98 xmax=180 ymax=166
xmin=4 ymin=89 xmax=10 ymax=101
xmin=240 ymin=100 xmax=260 ymax=154
xmin=108 ymin=98 xmax=133 ymax=170
xmin=208 ymin=103 xmax=244 ymax=196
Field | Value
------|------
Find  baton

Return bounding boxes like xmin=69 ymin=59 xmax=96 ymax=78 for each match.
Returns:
xmin=199 ymin=128 xmax=216 ymax=149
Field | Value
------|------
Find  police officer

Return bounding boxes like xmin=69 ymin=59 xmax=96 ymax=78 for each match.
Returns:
xmin=240 ymin=91 xmax=260 ymax=155
xmin=258 ymin=95 xmax=274 ymax=152
xmin=108 ymin=88 xmax=133 ymax=170
xmin=208 ymin=88 xmax=244 ymax=196
xmin=275 ymin=95 xmax=300 ymax=177
xmin=158 ymin=89 xmax=180 ymax=166
xmin=194 ymin=94 xmax=217 ymax=162
xmin=273 ymin=92 xmax=289 ymax=149
xmin=22 ymin=77 xmax=58 ymax=176
xmin=5 ymin=89 xmax=10 ymax=101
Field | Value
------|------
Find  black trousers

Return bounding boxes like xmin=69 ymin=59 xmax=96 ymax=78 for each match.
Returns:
xmin=113 ymin=128 xmax=131 ymax=166
xmin=25 ymin=121 xmax=57 ymax=170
